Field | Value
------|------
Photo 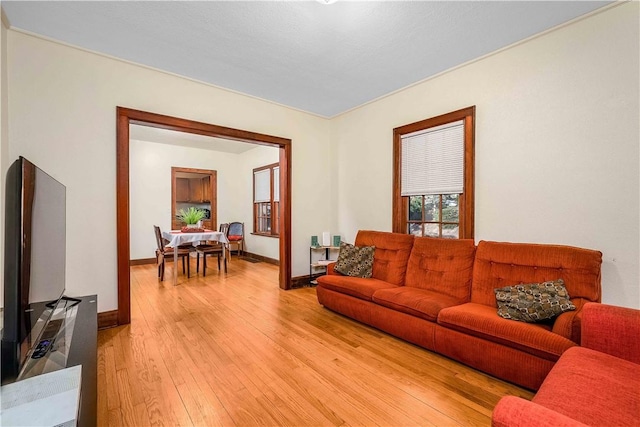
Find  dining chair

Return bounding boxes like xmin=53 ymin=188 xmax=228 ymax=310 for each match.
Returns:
xmin=227 ymin=222 xmax=244 ymax=258
xmin=195 ymin=223 xmax=228 ymax=275
xmin=154 ymin=225 xmax=191 ymax=281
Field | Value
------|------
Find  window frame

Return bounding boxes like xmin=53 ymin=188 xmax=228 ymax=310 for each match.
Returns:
xmin=393 ymin=106 xmax=475 ymax=239
xmin=253 ymin=162 xmax=280 ymax=237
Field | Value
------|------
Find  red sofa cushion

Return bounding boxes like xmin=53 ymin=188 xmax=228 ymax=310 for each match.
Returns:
xmin=354 ymin=230 xmax=414 ymax=286
xmin=471 ymin=241 xmax=602 ymax=308
xmin=372 ymin=287 xmax=461 ymax=322
xmin=316 ymin=275 xmax=397 ymax=301
xmin=404 ymin=237 xmax=475 ymax=301
xmin=532 ymin=346 xmax=640 ymax=426
xmin=438 ymin=302 xmax=575 ymax=361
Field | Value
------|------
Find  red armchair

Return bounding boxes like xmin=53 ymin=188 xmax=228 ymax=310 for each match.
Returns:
xmin=492 ymin=302 xmax=640 ymax=427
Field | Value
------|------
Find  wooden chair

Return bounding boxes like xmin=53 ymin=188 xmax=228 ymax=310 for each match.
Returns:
xmin=227 ymin=222 xmax=244 ymax=258
xmin=196 ymin=223 xmax=228 ymax=275
xmin=154 ymin=225 xmax=191 ymax=281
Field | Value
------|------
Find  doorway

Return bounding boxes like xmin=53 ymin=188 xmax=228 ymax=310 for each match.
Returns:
xmin=116 ymin=107 xmax=292 ymax=325
xmin=171 ymin=167 xmax=217 ymax=231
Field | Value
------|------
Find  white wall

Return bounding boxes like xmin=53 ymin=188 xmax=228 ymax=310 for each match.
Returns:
xmin=6 ymin=30 xmax=331 ymax=312
xmin=331 ymin=3 xmax=639 ymax=308
xmin=236 ymin=145 xmax=280 ymax=259
xmin=4 ymin=3 xmax=638 ymax=313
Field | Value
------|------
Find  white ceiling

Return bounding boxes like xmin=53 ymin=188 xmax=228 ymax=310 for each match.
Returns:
xmin=3 ymin=1 xmax=611 ymax=118
xmin=130 ymin=124 xmax=258 ymax=153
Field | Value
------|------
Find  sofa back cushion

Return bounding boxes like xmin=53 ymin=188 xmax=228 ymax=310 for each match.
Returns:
xmin=471 ymin=240 xmax=602 ymax=307
xmin=405 ymin=237 xmax=476 ymax=302
xmin=354 ymin=230 xmax=415 ymax=286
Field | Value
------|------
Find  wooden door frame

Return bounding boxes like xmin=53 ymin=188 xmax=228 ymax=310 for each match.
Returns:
xmin=171 ymin=167 xmax=218 ymax=230
xmin=116 ymin=107 xmax=292 ymax=325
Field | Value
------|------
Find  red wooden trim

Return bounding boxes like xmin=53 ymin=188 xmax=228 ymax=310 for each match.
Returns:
xmin=130 ymin=258 xmax=156 ymax=266
xmin=171 ymin=167 xmax=218 ymax=230
xmin=241 ymin=251 xmax=279 ymax=266
xmin=252 ymin=162 xmax=280 ymax=236
xmin=279 ymin=145 xmax=292 ymax=290
xmin=116 ymin=108 xmax=131 ymax=325
xmin=116 ymin=107 xmax=293 ymax=325
xmin=462 ymin=110 xmax=476 ymax=238
xmin=97 ymin=310 xmax=119 ymax=330
xmin=392 ymin=106 xmax=476 ymax=239
xmin=392 ymin=128 xmax=403 ymax=233
xmin=120 ymin=107 xmax=289 ymax=146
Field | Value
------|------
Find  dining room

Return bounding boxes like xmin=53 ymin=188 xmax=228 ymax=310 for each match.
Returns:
xmin=128 ymin=124 xmax=281 ymax=285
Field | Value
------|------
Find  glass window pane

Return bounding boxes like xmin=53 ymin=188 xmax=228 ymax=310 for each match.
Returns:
xmin=425 ymin=223 xmax=440 ymax=238
xmin=424 ymin=195 xmax=440 ymax=221
xmin=442 ymin=194 xmax=459 ymax=223
xmin=442 ymin=224 xmax=459 ymax=239
xmin=408 ymin=223 xmax=422 ymax=236
xmin=408 ymin=196 xmax=422 ymax=221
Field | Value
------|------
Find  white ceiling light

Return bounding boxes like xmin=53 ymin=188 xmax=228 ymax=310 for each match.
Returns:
xmin=317 ymin=0 xmax=338 ymax=4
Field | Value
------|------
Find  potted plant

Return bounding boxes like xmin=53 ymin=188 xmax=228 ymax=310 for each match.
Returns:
xmin=178 ymin=207 xmax=206 ymax=229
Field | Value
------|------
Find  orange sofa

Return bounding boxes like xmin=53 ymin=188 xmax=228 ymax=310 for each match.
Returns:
xmin=492 ymin=303 xmax=640 ymax=426
xmin=316 ymin=230 xmax=602 ymax=390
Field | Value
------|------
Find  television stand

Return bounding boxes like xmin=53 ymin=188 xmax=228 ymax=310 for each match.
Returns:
xmin=8 ymin=295 xmax=97 ymax=427
xmin=46 ymin=295 xmax=82 ymax=309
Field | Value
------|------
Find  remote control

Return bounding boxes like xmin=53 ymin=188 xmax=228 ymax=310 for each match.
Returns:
xmin=30 ymin=318 xmax=64 ymax=359
xmin=31 ymin=338 xmax=54 ymax=359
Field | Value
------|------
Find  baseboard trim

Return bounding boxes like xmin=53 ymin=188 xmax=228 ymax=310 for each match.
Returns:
xmin=290 ymin=275 xmax=317 ymax=288
xmin=134 ymin=253 xmax=278 ymax=266
xmin=98 ymin=310 xmax=119 ymax=330
xmin=130 ymin=258 xmax=156 ymax=266
xmin=240 ymin=251 xmax=279 ymax=266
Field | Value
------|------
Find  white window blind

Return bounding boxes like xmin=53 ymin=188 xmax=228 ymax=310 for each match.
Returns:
xmin=273 ymin=167 xmax=280 ymax=202
xmin=401 ymin=120 xmax=464 ymax=196
xmin=254 ymin=169 xmax=271 ymax=202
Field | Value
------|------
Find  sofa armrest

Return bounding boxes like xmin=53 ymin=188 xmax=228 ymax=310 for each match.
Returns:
xmin=551 ymin=306 xmax=580 ymax=343
xmin=326 ymin=262 xmax=340 ymax=275
xmin=492 ymin=396 xmax=589 ymax=427
xmin=551 ymin=298 xmax=591 ymax=344
xmin=581 ymin=302 xmax=640 ymax=364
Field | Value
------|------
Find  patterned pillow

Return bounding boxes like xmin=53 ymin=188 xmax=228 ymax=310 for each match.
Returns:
xmin=494 ymin=279 xmax=576 ymax=323
xmin=334 ymin=242 xmax=375 ymax=278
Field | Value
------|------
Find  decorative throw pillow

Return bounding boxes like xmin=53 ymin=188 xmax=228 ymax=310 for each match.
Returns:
xmin=494 ymin=279 xmax=576 ymax=323
xmin=334 ymin=242 xmax=375 ymax=278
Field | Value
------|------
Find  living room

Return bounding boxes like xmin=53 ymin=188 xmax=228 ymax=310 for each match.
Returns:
xmin=0 ymin=1 xmax=638 ymax=426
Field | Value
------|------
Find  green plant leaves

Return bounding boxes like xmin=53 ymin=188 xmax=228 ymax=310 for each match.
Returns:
xmin=178 ymin=207 xmax=206 ymax=224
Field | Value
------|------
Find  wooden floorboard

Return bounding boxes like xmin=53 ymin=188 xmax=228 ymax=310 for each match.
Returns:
xmin=98 ymin=257 xmax=533 ymax=426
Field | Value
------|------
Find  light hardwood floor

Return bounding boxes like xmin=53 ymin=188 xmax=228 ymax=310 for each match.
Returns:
xmin=98 ymin=258 xmax=533 ymax=426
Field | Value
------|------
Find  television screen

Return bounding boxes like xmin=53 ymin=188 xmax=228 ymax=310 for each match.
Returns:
xmin=1 ymin=156 xmax=66 ymax=383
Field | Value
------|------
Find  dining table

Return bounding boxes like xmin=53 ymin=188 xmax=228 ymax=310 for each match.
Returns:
xmin=162 ymin=229 xmax=229 ymax=286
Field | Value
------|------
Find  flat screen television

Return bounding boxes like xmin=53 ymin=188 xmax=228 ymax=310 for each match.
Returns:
xmin=1 ymin=156 xmax=67 ymax=384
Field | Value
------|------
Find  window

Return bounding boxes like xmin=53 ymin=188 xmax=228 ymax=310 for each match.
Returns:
xmin=253 ymin=162 xmax=279 ymax=236
xmin=393 ymin=106 xmax=475 ymax=239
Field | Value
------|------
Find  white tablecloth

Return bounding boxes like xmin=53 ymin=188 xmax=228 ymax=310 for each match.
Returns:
xmin=162 ymin=230 xmax=229 ymax=247
xmin=161 ymin=230 xmax=229 ymax=284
